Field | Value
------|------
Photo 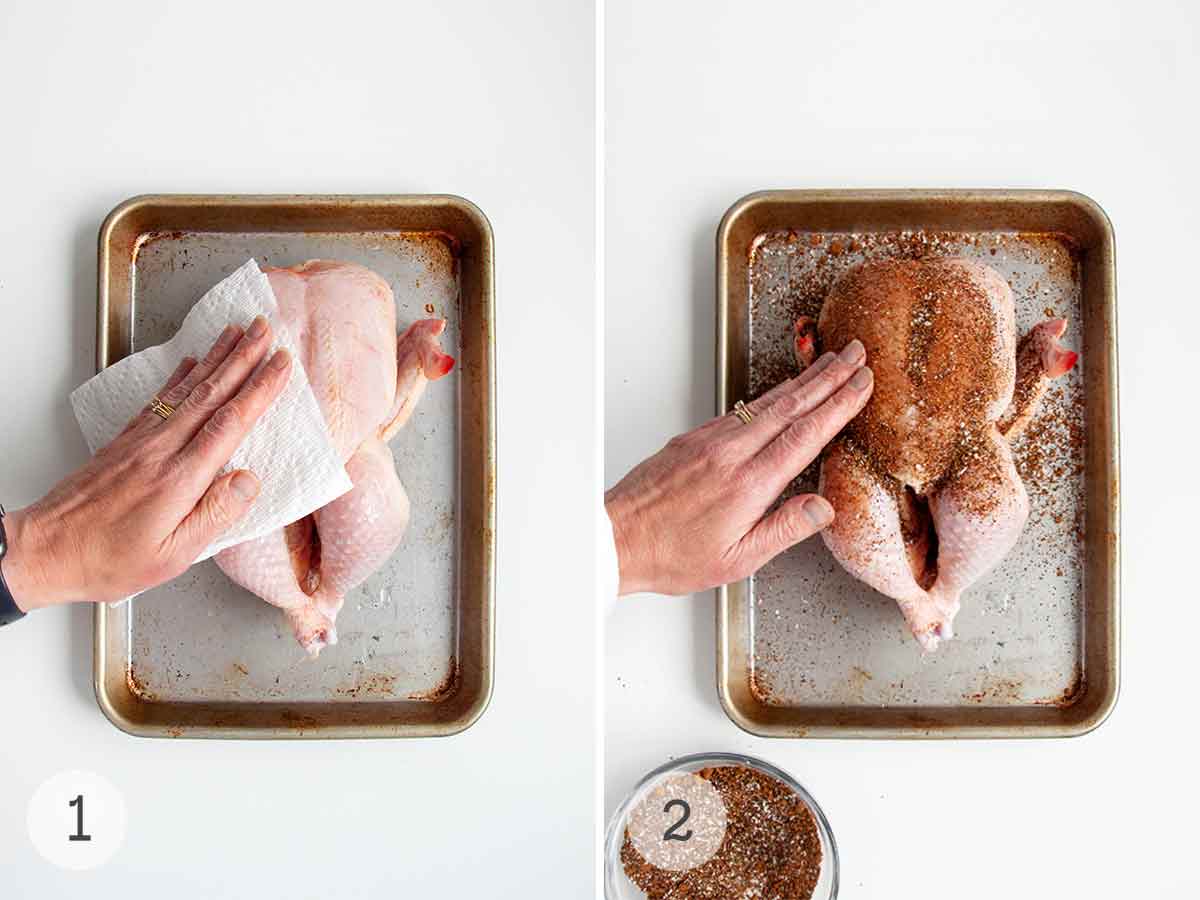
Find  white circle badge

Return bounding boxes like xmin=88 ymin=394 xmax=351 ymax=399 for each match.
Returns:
xmin=27 ymin=770 xmax=127 ymax=870
xmin=627 ymin=772 xmax=727 ymax=872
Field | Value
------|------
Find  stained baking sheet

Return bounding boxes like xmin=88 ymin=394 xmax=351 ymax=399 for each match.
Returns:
xmin=95 ymin=196 xmax=495 ymax=738
xmin=717 ymin=191 xmax=1119 ymax=738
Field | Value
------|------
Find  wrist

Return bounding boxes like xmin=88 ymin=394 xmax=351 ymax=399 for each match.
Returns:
xmin=3 ymin=506 xmax=62 ymax=611
xmin=604 ymin=491 xmax=646 ymax=596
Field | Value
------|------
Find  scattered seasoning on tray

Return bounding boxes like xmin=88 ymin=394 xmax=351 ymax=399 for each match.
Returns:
xmin=1012 ymin=382 xmax=1086 ymax=542
xmin=620 ymin=765 xmax=823 ymax=899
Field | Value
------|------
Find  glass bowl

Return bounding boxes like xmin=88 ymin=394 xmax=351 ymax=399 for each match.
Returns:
xmin=605 ymin=751 xmax=839 ymax=899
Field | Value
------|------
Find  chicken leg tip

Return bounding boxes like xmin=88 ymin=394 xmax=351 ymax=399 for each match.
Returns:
xmin=793 ymin=316 xmax=817 ymax=369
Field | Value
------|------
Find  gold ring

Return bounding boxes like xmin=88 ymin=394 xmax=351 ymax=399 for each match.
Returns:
xmin=150 ymin=396 xmax=176 ymax=420
xmin=732 ymin=400 xmax=754 ymax=425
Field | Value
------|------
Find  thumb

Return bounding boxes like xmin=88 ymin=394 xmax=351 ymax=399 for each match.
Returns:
xmin=177 ymin=470 xmax=261 ymax=555
xmin=732 ymin=493 xmax=834 ymax=576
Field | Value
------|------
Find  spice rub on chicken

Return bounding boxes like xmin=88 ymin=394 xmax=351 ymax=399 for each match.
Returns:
xmin=214 ymin=260 xmax=455 ymax=657
xmin=793 ymin=258 xmax=1078 ymax=651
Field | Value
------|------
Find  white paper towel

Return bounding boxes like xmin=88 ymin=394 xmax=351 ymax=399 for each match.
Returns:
xmin=70 ymin=258 xmax=353 ymax=562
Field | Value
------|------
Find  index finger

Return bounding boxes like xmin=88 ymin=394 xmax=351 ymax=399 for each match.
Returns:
xmin=128 ymin=324 xmax=245 ymax=437
xmin=691 ymin=350 xmax=839 ymax=448
xmin=174 ymin=348 xmax=294 ymax=490
xmin=744 ymin=350 xmax=837 ymax=417
xmin=726 ymin=340 xmax=866 ymax=454
xmin=747 ymin=365 xmax=874 ymax=492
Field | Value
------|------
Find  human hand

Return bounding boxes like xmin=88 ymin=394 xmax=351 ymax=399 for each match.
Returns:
xmin=604 ymin=340 xmax=874 ymax=596
xmin=2 ymin=317 xmax=292 ymax=610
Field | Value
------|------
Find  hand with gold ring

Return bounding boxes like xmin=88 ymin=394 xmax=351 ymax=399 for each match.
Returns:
xmin=149 ymin=396 xmax=176 ymax=420
xmin=1 ymin=317 xmax=292 ymax=609
xmin=605 ymin=340 xmax=873 ymax=596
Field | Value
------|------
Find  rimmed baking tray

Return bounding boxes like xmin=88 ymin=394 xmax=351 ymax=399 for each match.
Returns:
xmin=717 ymin=190 xmax=1119 ymax=738
xmin=94 ymin=194 xmax=495 ymax=738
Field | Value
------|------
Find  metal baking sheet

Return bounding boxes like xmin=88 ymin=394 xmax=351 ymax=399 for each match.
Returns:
xmin=94 ymin=195 xmax=495 ymax=738
xmin=716 ymin=190 xmax=1119 ymax=738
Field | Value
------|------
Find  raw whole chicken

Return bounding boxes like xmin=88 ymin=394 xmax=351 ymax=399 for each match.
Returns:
xmin=215 ymin=260 xmax=454 ymax=657
xmin=792 ymin=258 xmax=1077 ymax=651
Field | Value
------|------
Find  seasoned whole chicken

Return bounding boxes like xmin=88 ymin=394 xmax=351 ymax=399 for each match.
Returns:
xmin=215 ymin=260 xmax=454 ymax=656
xmin=793 ymin=258 xmax=1077 ymax=650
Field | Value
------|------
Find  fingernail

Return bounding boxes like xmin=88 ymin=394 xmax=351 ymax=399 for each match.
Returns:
xmin=269 ymin=349 xmax=291 ymax=371
xmin=839 ymin=339 xmax=865 ymax=363
xmin=219 ymin=324 xmax=239 ymax=343
xmin=851 ymin=367 xmax=873 ymax=390
xmin=803 ymin=497 xmax=834 ymax=527
xmin=231 ymin=471 xmax=260 ymax=501
xmin=247 ymin=315 xmax=268 ymax=339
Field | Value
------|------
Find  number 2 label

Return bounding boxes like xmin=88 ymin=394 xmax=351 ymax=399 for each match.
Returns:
xmin=662 ymin=799 xmax=693 ymax=842
xmin=628 ymin=772 xmax=727 ymax=872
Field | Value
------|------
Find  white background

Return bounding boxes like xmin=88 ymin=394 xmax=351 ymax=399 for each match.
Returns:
xmin=0 ymin=1 xmax=596 ymax=897
xmin=606 ymin=1 xmax=1198 ymax=897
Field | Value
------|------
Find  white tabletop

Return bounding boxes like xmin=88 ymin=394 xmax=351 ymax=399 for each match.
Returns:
xmin=605 ymin=1 xmax=1198 ymax=896
xmin=0 ymin=1 xmax=596 ymax=896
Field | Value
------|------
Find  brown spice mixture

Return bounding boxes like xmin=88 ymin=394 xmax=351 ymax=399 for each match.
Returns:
xmin=818 ymin=258 xmax=1009 ymax=509
xmin=931 ymin=427 xmax=1017 ymax=520
xmin=748 ymin=230 xmax=1082 ymax=515
xmin=621 ymin=765 xmax=823 ymax=899
xmin=747 ymin=229 xmax=1079 ymax=402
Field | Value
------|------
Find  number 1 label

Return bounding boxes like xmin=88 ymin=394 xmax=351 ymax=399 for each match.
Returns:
xmin=27 ymin=771 xmax=126 ymax=870
xmin=68 ymin=794 xmax=92 ymax=842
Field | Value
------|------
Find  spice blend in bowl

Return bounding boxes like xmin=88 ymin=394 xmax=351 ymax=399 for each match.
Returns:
xmin=606 ymin=753 xmax=838 ymax=900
